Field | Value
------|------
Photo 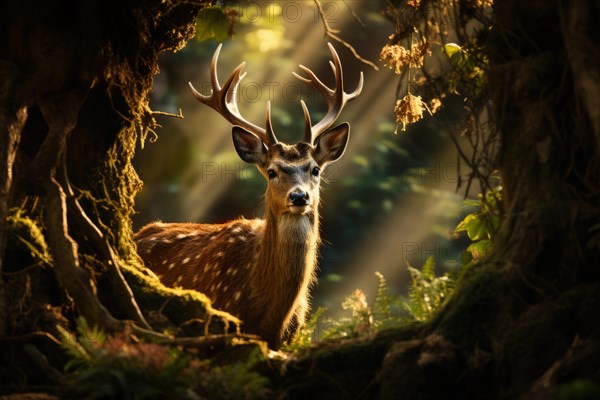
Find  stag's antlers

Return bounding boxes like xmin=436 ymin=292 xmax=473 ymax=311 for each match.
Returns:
xmin=188 ymin=43 xmax=363 ymax=147
xmin=188 ymin=44 xmax=278 ymax=147
xmin=294 ymin=42 xmax=363 ymax=144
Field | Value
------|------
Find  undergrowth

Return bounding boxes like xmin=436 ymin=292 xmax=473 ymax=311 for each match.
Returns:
xmin=404 ymin=257 xmax=455 ymax=322
xmin=283 ymin=257 xmax=456 ymax=352
xmin=58 ymin=319 xmax=270 ymax=400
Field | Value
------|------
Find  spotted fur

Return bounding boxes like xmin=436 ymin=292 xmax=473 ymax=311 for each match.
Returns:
xmin=136 ymin=114 xmax=350 ymax=349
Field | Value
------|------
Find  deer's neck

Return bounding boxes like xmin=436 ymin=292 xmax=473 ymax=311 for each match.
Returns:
xmin=251 ymin=206 xmax=319 ymax=326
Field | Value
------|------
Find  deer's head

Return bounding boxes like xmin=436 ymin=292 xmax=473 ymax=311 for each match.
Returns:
xmin=189 ymin=43 xmax=362 ymax=217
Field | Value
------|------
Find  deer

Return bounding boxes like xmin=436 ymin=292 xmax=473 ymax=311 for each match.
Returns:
xmin=135 ymin=43 xmax=362 ymax=349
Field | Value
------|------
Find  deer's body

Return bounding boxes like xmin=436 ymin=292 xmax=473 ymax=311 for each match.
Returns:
xmin=135 ymin=216 xmax=316 ymax=347
xmin=135 ymin=43 xmax=361 ymax=349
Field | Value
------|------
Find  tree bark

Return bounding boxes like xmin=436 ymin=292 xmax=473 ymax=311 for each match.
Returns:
xmin=0 ymin=61 xmax=27 ymax=336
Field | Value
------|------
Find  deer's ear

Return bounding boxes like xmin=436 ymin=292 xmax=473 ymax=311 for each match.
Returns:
xmin=314 ymin=122 xmax=350 ymax=165
xmin=232 ymin=126 xmax=268 ymax=164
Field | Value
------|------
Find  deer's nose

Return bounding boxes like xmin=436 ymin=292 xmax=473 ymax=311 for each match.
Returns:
xmin=289 ymin=191 xmax=309 ymax=206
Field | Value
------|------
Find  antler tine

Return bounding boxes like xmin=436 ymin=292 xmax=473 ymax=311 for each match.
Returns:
xmin=189 ymin=44 xmax=279 ymax=146
xmin=293 ymin=42 xmax=363 ymax=144
xmin=301 ymin=100 xmax=312 ymax=143
xmin=210 ymin=43 xmax=223 ymax=92
xmin=224 ymin=65 xmax=247 ymax=109
xmin=265 ymin=101 xmax=278 ymax=147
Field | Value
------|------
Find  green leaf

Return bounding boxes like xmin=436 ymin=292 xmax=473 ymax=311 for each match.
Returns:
xmin=454 ymin=215 xmax=469 ymax=232
xmin=482 ymin=216 xmax=497 ymax=239
xmin=443 ymin=43 xmax=462 ymax=58
xmin=195 ymin=7 xmax=230 ymax=42
xmin=456 ymin=213 xmax=488 ymax=241
xmin=485 ymin=188 xmax=501 ymax=205
xmin=467 ymin=239 xmax=492 ymax=259
xmin=450 ymin=52 xmax=464 ymax=66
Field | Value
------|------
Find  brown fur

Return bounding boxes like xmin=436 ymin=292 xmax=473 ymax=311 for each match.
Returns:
xmin=135 ymin=144 xmax=329 ymax=348
xmin=136 ymin=121 xmax=349 ymax=349
xmin=140 ymin=42 xmax=359 ymax=348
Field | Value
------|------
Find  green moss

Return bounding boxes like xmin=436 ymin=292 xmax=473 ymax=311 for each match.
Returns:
xmin=119 ymin=263 xmax=241 ymax=336
xmin=6 ymin=202 xmax=52 ymax=266
xmin=100 ymin=125 xmax=145 ymax=266
xmin=431 ymin=263 xmax=507 ymax=348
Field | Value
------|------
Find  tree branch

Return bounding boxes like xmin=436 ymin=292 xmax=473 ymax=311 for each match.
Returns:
xmin=313 ymin=0 xmax=379 ymax=71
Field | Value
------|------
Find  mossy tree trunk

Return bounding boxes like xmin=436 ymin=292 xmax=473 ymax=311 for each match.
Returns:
xmin=0 ymin=0 xmax=244 ymax=390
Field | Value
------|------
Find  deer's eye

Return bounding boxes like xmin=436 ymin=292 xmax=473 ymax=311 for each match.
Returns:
xmin=312 ymin=167 xmax=321 ymax=177
xmin=267 ymin=169 xmax=277 ymax=179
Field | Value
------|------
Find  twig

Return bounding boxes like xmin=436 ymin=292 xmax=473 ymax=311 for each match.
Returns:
xmin=0 ymin=261 xmax=44 ymax=276
xmin=152 ymin=108 xmax=184 ymax=119
xmin=314 ymin=0 xmax=379 ymax=71
xmin=0 ymin=331 xmax=62 ymax=345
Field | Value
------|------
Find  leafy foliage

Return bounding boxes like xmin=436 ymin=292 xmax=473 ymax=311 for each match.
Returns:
xmin=322 ymin=264 xmax=455 ymax=338
xmin=285 ymin=265 xmax=456 ymax=351
xmin=328 ymin=288 xmax=375 ymax=338
xmin=381 ymin=1 xmax=498 ymax=202
xmin=403 ymin=257 xmax=454 ymax=322
xmin=443 ymin=42 xmax=488 ymax=97
xmin=281 ymin=307 xmax=326 ymax=353
xmin=58 ymin=319 xmax=270 ymax=400
xmin=454 ymin=187 xmax=503 ymax=266
xmin=283 ymin=273 xmax=400 ymax=349
xmin=197 ymin=349 xmax=270 ymax=400
xmin=195 ymin=6 xmax=231 ymax=42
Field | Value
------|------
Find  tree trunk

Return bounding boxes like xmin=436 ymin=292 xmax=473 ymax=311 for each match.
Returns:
xmin=0 ymin=0 xmax=241 ymax=390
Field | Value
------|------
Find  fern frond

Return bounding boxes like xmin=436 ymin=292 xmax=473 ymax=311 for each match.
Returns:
xmin=372 ymin=271 xmax=393 ymax=329
xmin=281 ymin=307 xmax=327 ymax=352
xmin=402 ymin=258 xmax=454 ymax=322
xmin=421 ymin=256 xmax=436 ymax=280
